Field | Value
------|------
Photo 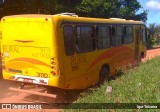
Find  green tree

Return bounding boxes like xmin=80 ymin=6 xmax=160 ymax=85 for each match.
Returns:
xmin=148 ymin=23 xmax=160 ymax=38
xmin=0 ymin=0 xmax=60 ymax=16
xmin=76 ymin=0 xmax=148 ymax=22
xmin=0 ymin=0 xmax=82 ymax=18
xmin=0 ymin=0 xmax=147 ymax=23
xmin=118 ymin=0 xmax=148 ymax=22
xmin=75 ymin=0 xmax=121 ymax=18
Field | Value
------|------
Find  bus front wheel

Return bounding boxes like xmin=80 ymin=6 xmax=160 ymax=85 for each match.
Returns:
xmin=98 ymin=66 xmax=109 ymax=86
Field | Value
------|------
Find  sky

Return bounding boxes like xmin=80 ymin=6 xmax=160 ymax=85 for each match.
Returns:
xmin=138 ymin=0 xmax=160 ymax=25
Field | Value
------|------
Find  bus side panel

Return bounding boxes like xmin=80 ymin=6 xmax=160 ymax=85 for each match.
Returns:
xmin=62 ymin=26 xmax=136 ymax=90
xmin=0 ymin=22 xmax=2 ymax=79
xmin=63 ymin=45 xmax=135 ymax=89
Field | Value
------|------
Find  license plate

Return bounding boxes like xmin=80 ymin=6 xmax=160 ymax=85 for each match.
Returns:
xmin=23 ymin=78 xmax=33 ymax=83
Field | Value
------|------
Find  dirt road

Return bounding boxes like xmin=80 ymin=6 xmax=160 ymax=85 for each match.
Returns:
xmin=143 ymin=48 xmax=160 ymax=61
xmin=0 ymin=48 xmax=160 ymax=112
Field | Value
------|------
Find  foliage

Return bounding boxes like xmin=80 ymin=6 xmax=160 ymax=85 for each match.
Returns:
xmin=0 ymin=0 xmax=58 ymax=15
xmin=148 ymin=23 xmax=160 ymax=38
xmin=75 ymin=0 xmax=121 ymax=18
xmin=76 ymin=0 xmax=148 ymax=22
xmin=0 ymin=0 xmax=148 ymax=22
xmin=147 ymin=38 xmax=158 ymax=47
xmin=119 ymin=0 xmax=148 ymax=22
xmin=147 ymin=23 xmax=160 ymax=47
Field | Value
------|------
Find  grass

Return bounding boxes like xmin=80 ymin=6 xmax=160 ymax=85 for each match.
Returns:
xmin=64 ymin=57 xmax=160 ymax=112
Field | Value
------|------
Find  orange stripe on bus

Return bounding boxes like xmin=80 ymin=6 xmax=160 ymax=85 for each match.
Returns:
xmin=7 ymin=58 xmax=50 ymax=68
xmin=87 ymin=46 xmax=133 ymax=70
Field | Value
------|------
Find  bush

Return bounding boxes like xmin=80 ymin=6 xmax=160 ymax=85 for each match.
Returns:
xmin=147 ymin=38 xmax=160 ymax=47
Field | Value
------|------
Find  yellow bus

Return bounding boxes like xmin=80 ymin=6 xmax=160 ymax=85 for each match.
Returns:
xmin=0 ymin=22 xmax=2 ymax=79
xmin=0 ymin=13 xmax=147 ymax=90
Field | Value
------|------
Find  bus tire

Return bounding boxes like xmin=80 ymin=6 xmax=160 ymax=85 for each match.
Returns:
xmin=138 ymin=52 xmax=144 ymax=64
xmin=98 ymin=66 xmax=109 ymax=86
xmin=140 ymin=52 xmax=144 ymax=62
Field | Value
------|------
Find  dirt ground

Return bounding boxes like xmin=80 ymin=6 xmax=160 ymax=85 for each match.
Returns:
xmin=0 ymin=48 xmax=160 ymax=112
xmin=142 ymin=48 xmax=160 ymax=61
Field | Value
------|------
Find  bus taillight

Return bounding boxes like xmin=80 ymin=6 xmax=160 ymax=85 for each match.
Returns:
xmin=51 ymin=57 xmax=57 ymax=76
xmin=51 ymin=57 xmax=56 ymax=68
xmin=51 ymin=66 xmax=56 ymax=70
xmin=1 ymin=53 xmax=5 ymax=69
xmin=51 ymin=62 xmax=56 ymax=65
xmin=2 ymin=65 xmax=6 ymax=70
xmin=51 ymin=71 xmax=56 ymax=76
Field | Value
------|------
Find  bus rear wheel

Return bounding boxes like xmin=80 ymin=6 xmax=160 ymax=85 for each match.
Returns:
xmin=98 ymin=66 xmax=109 ymax=86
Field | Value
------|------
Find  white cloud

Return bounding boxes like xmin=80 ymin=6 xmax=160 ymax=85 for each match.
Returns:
xmin=146 ymin=0 xmax=160 ymax=10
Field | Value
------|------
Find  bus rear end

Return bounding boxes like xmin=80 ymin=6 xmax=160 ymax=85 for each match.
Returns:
xmin=0 ymin=22 xmax=2 ymax=78
xmin=1 ymin=15 xmax=63 ymax=88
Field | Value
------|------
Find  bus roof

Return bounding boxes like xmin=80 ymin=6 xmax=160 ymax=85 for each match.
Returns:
xmin=2 ymin=14 xmax=53 ymax=19
xmin=1 ymin=14 xmax=145 ymax=25
xmin=54 ymin=15 xmax=145 ymax=25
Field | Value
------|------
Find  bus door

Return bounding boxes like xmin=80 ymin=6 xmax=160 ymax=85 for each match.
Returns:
xmin=134 ymin=26 xmax=141 ymax=62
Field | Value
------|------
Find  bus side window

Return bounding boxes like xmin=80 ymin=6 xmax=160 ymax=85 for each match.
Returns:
xmin=111 ymin=26 xmax=123 ymax=46
xmin=97 ymin=26 xmax=110 ymax=49
xmin=75 ymin=27 xmax=82 ymax=53
xmin=92 ymin=26 xmax=96 ymax=50
xmin=63 ymin=25 xmax=75 ymax=56
xmin=142 ymin=28 xmax=147 ymax=44
xmin=123 ymin=26 xmax=133 ymax=44
xmin=75 ymin=26 xmax=95 ymax=53
xmin=111 ymin=26 xmax=116 ymax=46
